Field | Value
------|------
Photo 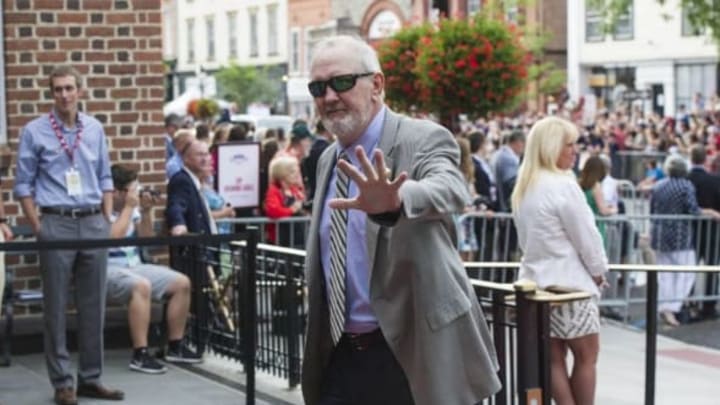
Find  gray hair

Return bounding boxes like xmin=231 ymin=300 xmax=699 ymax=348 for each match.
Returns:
xmin=311 ymin=35 xmax=382 ymax=74
xmin=598 ymin=153 xmax=612 ymax=170
xmin=663 ymin=155 xmax=689 ymax=178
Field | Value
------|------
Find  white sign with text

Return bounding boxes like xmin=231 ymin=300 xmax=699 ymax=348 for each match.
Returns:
xmin=217 ymin=142 xmax=261 ymax=209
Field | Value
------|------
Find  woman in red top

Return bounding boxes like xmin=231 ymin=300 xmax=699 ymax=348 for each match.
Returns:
xmin=264 ymin=156 xmax=307 ymax=247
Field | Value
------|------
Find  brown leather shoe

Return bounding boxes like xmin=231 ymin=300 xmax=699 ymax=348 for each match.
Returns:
xmin=76 ymin=383 xmax=124 ymax=401
xmin=54 ymin=387 xmax=77 ymax=405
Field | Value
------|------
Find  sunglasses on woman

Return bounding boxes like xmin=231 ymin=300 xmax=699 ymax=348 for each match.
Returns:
xmin=307 ymin=72 xmax=374 ymax=98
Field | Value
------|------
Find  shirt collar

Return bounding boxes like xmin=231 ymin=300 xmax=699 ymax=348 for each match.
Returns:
xmin=335 ymin=106 xmax=386 ymax=163
xmin=51 ymin=108 xmax=82 ymax=130
xmin=183 ymin=166 xmax=202 ymax=190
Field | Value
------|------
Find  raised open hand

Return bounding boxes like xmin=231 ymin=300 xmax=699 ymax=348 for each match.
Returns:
xmin=328 ymin=146 xmax=408 ymax=214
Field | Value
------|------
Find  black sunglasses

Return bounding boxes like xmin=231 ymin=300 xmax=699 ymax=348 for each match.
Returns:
xmin=308 ymin=72 xmax=374 ymax=98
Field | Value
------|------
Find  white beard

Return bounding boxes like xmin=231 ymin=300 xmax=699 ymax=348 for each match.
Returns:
xmin=322 ymin=109 xmax=370 ymax=145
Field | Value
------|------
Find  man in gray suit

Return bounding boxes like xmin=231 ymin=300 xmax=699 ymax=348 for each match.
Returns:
xmin=302 ymin=35 xmax=500 ymax=405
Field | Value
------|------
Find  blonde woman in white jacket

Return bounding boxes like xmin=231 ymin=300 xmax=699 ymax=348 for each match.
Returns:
xmin=512 ymin=116 xmax=609 ymax=405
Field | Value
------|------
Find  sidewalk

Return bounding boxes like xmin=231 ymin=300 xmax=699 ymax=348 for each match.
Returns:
xmin=597 ymin=320 xmax=720 ymax=405
xmin=0 ymin=349 xmax=265 ymax=405
xmin=1 ymin=322 xmax=719 ymax=404
xmin=182 ymin=321 xmax=720 ymax=405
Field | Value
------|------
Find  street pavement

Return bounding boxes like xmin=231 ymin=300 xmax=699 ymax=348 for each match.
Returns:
xmin=1 ymin=320 xmax=719 ymax=404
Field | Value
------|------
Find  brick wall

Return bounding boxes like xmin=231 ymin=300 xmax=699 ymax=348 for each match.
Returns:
xmin=3 ymin=0 xmax=166 ymax=307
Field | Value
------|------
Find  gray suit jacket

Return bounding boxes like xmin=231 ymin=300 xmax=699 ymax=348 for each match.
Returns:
xmin=301 ymin=109 xmax=500 ymax=405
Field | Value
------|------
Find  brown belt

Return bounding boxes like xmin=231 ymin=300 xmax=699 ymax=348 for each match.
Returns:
xmin=340 ymin=328 xmax=385 ymax=351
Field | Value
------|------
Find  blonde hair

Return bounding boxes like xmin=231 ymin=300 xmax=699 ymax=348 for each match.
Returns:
xmin=269 ymin=156 xmax=299 ymax=183
xmin=510 ymin=117 xmax=578 ymax=211
xmin=456 ymin=137 xmax=475 ymax=184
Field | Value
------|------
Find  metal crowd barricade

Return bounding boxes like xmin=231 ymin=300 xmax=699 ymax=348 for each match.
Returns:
xmin=458 ymin=211 xmax=720 ymax=323
xmin=220 ymin=216 xmax=312 ymax=249
xmin=614 ymin=151 xmax=668 ymax=184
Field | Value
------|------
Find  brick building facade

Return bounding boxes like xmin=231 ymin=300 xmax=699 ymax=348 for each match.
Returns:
xmin=3 ymin=0 xmax=166 ymax=303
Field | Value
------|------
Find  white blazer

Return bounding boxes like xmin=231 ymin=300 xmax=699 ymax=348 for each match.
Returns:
xmin=514 ymin=171 xmax=608 ymax=297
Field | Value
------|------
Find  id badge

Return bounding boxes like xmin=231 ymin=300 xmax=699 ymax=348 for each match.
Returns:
xmin=65 ymin=168 xmax=83 ymax=196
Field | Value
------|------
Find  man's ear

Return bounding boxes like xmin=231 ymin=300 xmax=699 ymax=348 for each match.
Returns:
xmin=372 ymin=72 xmax=385 ymax=97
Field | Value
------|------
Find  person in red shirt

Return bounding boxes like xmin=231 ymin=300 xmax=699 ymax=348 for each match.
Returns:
xmin=263 ymin=155 xmax=307 ymax=247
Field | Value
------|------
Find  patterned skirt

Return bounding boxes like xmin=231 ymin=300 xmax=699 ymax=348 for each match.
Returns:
xmin=550 ymin=298 xmax=600 ymax=339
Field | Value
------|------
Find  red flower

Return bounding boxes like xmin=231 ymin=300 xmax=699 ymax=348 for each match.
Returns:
xmin=455 ymin=59 xmax=467 ymax=69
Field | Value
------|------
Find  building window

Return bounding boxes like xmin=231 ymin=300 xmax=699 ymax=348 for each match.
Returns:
xmin=268 ymin=5 xmax=278 ymax=56
xmin=249 ymin=9 xmax=259 ymax=57
xmin=612 ymin=2 xmax=633 ymax=40
xmin=505 ymin=0 xmax=518 ymax=23
xmin=186 ymin=18 xmax=195 ymax=62
xmin=205 ymin=16 xmax=215 ymax=61
xmin=681 ymin=7 xmax=704 ymax=36
xmin=228 ymin=12 xmax=237 ymax=58
xmin=585 ymin=4 xmax=603 ymax=42
xmin=467 ymin=0 xmax=481 ymax=15
xmin=676 ymin=63 xmax=717 ymax=111
xmin=291 ymin=30 xmax=300 ymax=72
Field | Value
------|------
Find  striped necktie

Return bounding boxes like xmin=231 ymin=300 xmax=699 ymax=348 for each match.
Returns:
xmin=328 ymin=152 xmax=350 ymax=344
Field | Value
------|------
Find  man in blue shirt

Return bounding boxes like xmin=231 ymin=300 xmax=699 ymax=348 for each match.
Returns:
xmin=14 ymin=66 xmax=123 ymax=405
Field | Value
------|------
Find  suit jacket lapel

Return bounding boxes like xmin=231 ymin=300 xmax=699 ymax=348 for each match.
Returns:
xmin=366 ymin=108 xmax=401 ymax=279
xmin=307 ymin=145 xmax=336 ymax=289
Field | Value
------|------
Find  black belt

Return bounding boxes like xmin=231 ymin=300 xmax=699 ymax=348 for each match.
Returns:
xmin=339 ymin=329 xmax=385 ymax=352
xmin=41 ymin=206 xmax=102 ymax=219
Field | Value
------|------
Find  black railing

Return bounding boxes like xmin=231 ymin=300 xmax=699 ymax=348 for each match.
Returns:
xmin=5 ymin=230 xmax=694 ymax=405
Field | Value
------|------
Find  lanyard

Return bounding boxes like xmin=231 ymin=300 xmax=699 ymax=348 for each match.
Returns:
xmin=48 ymin=112 xmax=83 ymax=165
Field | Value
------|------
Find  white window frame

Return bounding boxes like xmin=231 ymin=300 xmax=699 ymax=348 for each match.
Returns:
xmin=186 ymin=18 xmax=195 ymax=63
xmin=205 ymin=15 xmax=215 ymax=61
xmin=249 ymin=8 xmax=259 ymax=58
xmin=267 ymin=4 xmax=278 ymax=56
xmin=228 ymin=12 xmax=238 ymax=59
xmin=290 ymin=29 xmax=300 ymax=73
xmin=612 ymin=1 xmax=633 ymax=41
xmin=585 ymin=3 xmax=604 ymax=42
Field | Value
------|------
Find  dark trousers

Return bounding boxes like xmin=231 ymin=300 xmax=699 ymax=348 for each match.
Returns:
xmin=319 ymin=331 xmax=414 ymax=405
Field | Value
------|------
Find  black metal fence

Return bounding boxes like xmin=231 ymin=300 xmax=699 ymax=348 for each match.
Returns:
xmin=4 ymin=228 xmax=691 ymax=405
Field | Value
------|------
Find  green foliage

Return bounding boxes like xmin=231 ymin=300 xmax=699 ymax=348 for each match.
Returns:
xmin=196 ymin=99 xmax=219 ymax=120
xmin=377 ymin=15 xmax=529 ymax=119
xmin=588 ymin=0 xmax=720 ymax=46
xmin=414 ymin=15 xmax=530 ymax=118
xmin=214 ymin=62 xmax=277 ymax=112
xmin=377 ymin=23 xmax=435 ymax=113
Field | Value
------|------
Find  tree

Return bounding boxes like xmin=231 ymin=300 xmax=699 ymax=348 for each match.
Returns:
xmin=589 ymin=0 xmax=720 ymax=46
xmin=214 ymin=63 xmax=278 ymax=112
xmin=378 ymin=14 xmax=530 ymax=129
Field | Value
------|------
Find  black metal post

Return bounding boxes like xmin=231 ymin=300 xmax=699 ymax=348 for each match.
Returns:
xmin=286 ymin=262 xmax=301 ymax=388
xmin=645 ymin=271 xmax=658 ymax=405
xmin=538 ymin=302 xmax=552 ymax=405
xmin=515 ymin=284 xmax=540 ymax=405
xmin=491 ymin=290 xmax=507 ymax=405
xmin=244 ymin=227 xmax=259 ymax=405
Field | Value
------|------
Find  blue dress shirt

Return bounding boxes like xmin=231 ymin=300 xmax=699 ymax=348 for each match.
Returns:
xmin=319 ymin=107 xmax=386 ymax=334
xmin=14 ymin=110 xmax=113 ymax=207
xmin=166 ymin=153 xmax=183 ymax=179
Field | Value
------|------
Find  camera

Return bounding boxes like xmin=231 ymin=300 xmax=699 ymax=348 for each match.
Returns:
xmin=138 ymin=187 xmax=161 ymax=198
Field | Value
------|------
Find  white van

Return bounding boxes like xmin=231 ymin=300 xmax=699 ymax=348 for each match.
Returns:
xmin=230 ymin=114 xmax=294 ymax=139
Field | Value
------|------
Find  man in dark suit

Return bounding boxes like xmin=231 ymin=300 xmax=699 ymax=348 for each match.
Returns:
xmin=166 ymin=140 xmax=215 ymax=236
xmin=687 ymin=145 xmax=720 ymax=318
xmin=302 ymin=35 xmax=499 ymax=405
xmin=302 ymin=120 xmax=334 ymax=204
xmin=468 ymin=131 xmax=497 ymax=263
